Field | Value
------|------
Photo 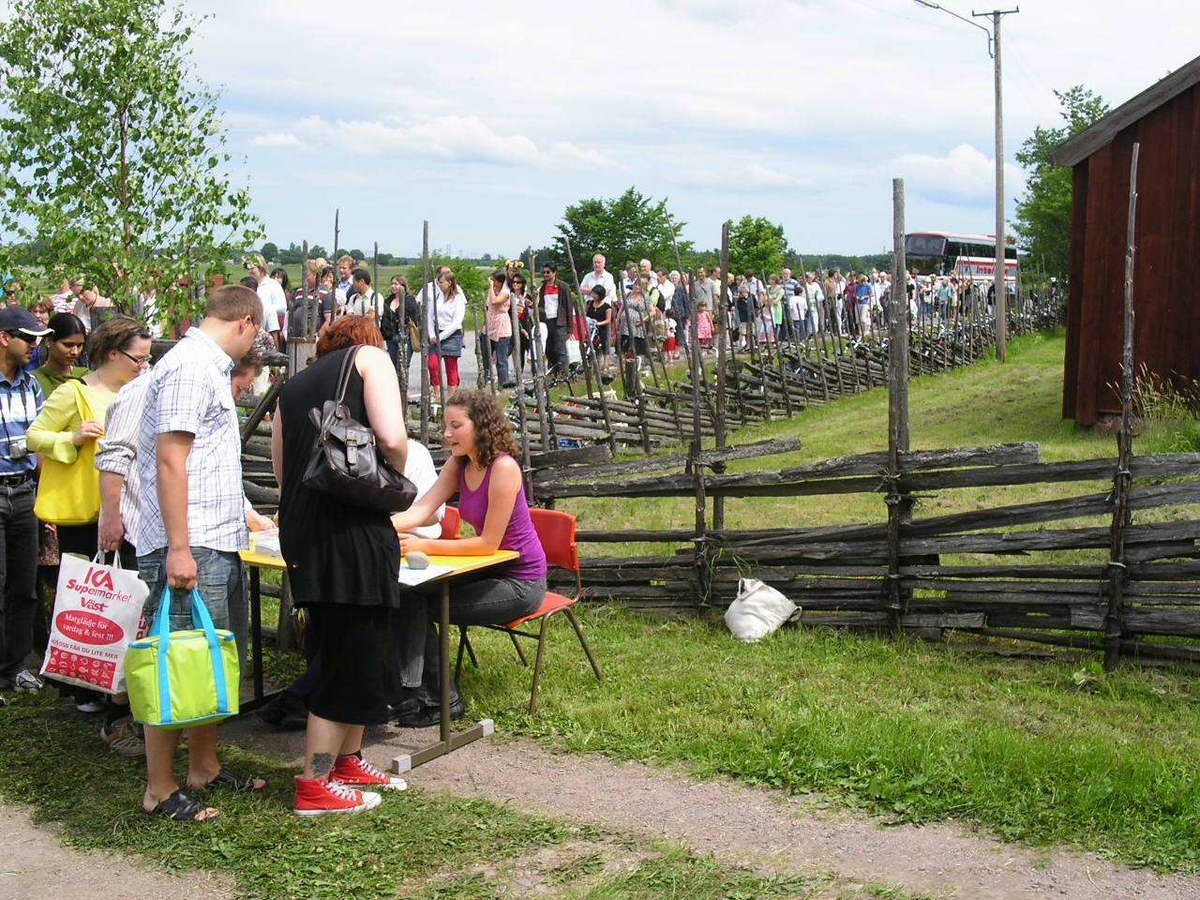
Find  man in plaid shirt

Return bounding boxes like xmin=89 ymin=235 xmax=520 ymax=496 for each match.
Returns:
xmin=132 ymin=285 xmax=264 ymax=823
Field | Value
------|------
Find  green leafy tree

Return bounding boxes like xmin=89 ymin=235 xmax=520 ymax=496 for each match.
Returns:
xmin=260 ymin=241 xmax=278 ymax=262
xmin=308 ymin=245 xmax=328 ymax=261
xmin=0 ymin=0 xmax=261 ymax=327
xmin=552 ymin=187 xmax=693 ymax=275
xmin=1013 ymin=85 xmax=1109 ymax=281
xmin=728 ymin=215 xmax=787 ymax=278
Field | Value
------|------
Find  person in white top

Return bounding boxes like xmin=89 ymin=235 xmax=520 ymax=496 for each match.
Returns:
xmin=418 ymin=265 xmax=453 ymax=312
xmin=426 ymin=270 xmax=466 ymax=388
xmin=788 ymin=281 xmax=808 ymax=342
xmin=245 ymin=255 xmax=283 ymax=348
xmin=804 ymin=273 xmax=824 ymax=336
xmin=579 ymin=254 xmax=616 ymax=305
xmin=344 ymin=269 xmax=382 ymax=324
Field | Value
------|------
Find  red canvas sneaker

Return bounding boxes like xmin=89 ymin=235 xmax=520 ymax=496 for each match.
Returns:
xmin=330 ymin=752 xmax=408 ymax=791
xmin=293 ymin=776 xmax=382 ymax=817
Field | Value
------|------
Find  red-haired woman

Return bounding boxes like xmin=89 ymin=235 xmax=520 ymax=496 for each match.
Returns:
xmin=272 ymin=315 xmax=411 ymax=815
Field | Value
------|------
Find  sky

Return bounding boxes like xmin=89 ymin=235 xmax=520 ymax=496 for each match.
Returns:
xmin=188 ymin=0 xmax=1198 ymax=258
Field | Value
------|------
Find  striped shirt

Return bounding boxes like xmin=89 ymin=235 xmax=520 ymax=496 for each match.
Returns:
xmin=131 ymin=328 xmax=247 ymax=555
xmin=0 ymin=366 xmax=44 ymax=476
xmin=95 ymin=373 xmax=150 ymax=553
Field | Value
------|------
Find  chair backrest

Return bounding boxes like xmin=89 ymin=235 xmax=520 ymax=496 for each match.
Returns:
xmin=440 ymin=505 xmax=462 ymax=540
xmin=529 ymin=508 xmax=578 ymax=573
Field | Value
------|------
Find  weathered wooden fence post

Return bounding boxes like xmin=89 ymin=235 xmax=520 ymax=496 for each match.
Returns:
xmin=713 ymin=222 xmax=731 ymax=531
xmin=565 ymin=236 xmax=617 ymax=458
xmin=885 ymin=178 xmax=912 ymax=634
xmin=419 ymin=222 xmax=432 ymax=445
xmin=1104 ymin=142 xmax=1140 ymax=672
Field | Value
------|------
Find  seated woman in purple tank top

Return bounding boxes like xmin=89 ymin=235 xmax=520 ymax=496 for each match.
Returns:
xmin=390 ymin=388 xmax=547 ymax=727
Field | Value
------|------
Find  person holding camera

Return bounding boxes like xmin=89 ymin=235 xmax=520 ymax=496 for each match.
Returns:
xmin=0 ymin=306 xmax=52 ymax=700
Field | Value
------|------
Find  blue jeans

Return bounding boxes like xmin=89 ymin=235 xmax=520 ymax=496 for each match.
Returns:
xmin=490 ymin=336 xmax=512 ymax=384
xmin=0 ymin=480 xmax=38 ymax=679
xmin=138 ymin=546 xmax=248 ymax=675
xmin=385 ymin=337 xmax=403 ymax=372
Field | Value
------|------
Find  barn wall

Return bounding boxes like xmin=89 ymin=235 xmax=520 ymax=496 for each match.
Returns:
xmin=1064 ymin=83 xmax=1200 ymax=425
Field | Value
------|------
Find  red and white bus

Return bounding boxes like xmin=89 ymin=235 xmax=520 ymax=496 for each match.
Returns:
xmin=904 ymin=232 xmax=1018 ymax=286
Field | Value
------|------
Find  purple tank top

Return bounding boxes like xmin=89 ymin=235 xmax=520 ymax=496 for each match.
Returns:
xmin=457 ymin=453 xmax=547 ymax=581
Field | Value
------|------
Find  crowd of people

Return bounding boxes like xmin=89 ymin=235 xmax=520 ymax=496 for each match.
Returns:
xmin=0 ymin=247 xmax=1013 ymax=823
xmin=0 ymin=262 xmax=553 ymax=822
xmin=349 ymin=255 xmax=1005 ymax=392
xmin=232 ymin=250 xmax=1005 ymax=400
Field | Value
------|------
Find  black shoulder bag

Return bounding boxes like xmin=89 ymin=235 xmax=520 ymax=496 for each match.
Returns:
xmin=301 ymin=346 xmax=417 ymax=513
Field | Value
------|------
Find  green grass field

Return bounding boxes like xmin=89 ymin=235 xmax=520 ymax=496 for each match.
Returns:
xmin=2 ymin=327 xmax=1198 ymax=897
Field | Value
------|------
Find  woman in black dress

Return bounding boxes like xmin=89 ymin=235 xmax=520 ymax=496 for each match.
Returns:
xmin=272 ymin=314 xmax=411 ymax=816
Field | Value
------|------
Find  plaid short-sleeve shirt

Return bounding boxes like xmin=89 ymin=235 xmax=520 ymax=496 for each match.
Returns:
xmin=132 ymin=328 xmax=247 ymax=555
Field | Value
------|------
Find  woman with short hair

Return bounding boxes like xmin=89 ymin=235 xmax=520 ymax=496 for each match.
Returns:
xmin=273 ymin=315 xmax=412 ymax=816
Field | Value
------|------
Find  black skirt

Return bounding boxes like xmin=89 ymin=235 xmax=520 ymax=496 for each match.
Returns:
xmin=307 ymin=604 xmax=400 ymax=726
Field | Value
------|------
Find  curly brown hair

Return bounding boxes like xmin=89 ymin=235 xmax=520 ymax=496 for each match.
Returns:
xmin=444 ymin=389 xmax=517 ymax=468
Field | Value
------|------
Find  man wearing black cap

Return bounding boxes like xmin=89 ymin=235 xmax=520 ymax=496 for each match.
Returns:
xmin=537 ymin=262 xmax=573 ymax=375
xmin=0 ymin=307 xmax=52 ymax=700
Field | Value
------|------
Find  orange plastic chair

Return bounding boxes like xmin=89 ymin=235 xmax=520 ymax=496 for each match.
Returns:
xmin=454 ymin=508 xmax=601 ymax=714
xmin=439 ymin=505 xmax=461 ymax=540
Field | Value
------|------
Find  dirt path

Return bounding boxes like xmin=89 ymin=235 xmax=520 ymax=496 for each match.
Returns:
xmin=7 ymin=718 xmax=1197 ymax=900
xmin=225 ymin=720 xmax=1200 ymax=900
xmin=0 ymin=804 xmax=234 ymax=900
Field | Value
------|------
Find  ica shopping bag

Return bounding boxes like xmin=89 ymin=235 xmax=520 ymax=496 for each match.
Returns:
xmin=34 ymin=381 xmax=102 ymax=526
xmin=125 ymin=588 xmax=240 ymax=729
xmin=40 ymin=552 xmax=148 ymax=694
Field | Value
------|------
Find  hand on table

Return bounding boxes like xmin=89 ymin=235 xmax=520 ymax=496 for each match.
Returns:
xmin=246 ymin=509 xmax=274 ymax=532
xmin=398 ymin=533 xmax=428 ymax=557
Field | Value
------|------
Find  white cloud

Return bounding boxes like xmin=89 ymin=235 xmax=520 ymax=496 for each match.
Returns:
xmin=679 ymin=164 xmax=815 ymax=192
xmin=293 ymin=114 xmax=618 ymax=171
xmin=190 ymin=0 xmax=1200 ymax=254
xmin=248 ymin=131 xmax=304 ymax=149
xmin=893 ymin=144 xmax=1024 ymax=206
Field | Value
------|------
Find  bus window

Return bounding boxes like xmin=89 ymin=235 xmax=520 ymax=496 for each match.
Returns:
xmin=904 ymin=234 xmax=946 ymax=258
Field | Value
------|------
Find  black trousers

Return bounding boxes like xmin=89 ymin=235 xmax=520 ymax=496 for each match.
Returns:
xmin=0 ymin=481 xmax=39 ymax=680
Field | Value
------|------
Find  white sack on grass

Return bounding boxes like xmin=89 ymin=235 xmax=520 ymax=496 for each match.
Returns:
xmin=724 ymin=577 xmax=797 ymax=642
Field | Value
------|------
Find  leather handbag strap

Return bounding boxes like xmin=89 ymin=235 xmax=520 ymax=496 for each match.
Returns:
xmin=318 ymin=345 xmax=362 ymax=441
xmin=334 ymin=345 xmax=361 ymax=406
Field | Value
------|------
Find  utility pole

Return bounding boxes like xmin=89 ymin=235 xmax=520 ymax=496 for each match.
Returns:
xmin=974 ymin=6 xmax=1019 ymax=362
xmin=914 ymin=2 xmax=1018 ymax=361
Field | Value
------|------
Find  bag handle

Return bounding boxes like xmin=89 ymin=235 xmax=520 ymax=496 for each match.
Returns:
xmin=92 ymin=548 xmax=135 ymax=574
xmin=319 ymin=345 xmax=362 ymax=441
xmin=333 ymin=345 xmax=361 ymax=407
xmin=150 ymin=587 xmax=232 ymax=725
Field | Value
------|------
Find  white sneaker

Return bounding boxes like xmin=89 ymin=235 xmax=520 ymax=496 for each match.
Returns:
xmin=12 ymin=670 xmax=43 ymax=692
xmin=76 ymin=700 xmax=105 ymax=713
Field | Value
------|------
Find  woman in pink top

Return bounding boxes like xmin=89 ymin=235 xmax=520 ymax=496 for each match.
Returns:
xmin=485 ymin=270 xmax=514 ymax=387
xmin=390 ymin=389 xmax=546 ymax=726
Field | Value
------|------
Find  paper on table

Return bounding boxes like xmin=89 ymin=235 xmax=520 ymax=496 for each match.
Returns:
xmin=248 ymin=528 xmax=282 ymax=558
xmin=397 ymin=562 xmax=456 ymax=586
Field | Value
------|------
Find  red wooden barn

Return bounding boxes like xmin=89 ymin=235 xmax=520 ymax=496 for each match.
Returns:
xmin=1053 ymin=55 xmax=1200 ymax=426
